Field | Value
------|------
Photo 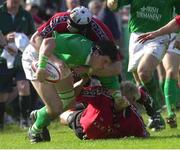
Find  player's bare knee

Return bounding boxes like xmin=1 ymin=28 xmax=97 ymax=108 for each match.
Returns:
xmin=137 ymin=69 xmax=151 ymax=82
xmin=166 ymin=68 xmax=178 ymax=79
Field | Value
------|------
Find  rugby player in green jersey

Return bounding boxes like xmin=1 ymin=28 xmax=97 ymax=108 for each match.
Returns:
xmin=107 ymin=0 xmax=179 ymax=130
xmin=22 ymin=32 xmax=127 ymax=143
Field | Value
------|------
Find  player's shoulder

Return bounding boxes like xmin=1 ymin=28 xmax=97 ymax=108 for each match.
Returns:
xmin=92 ymin=17 xmax=102 ymax=24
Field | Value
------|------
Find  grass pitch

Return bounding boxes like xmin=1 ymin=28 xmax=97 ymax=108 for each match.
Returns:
xmin=1 ymin=111 xmax=180 ymax=149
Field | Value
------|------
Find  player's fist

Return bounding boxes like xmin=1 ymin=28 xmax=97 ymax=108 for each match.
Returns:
xmin=111 ymin=90 xmax=130 ymax=111
xmin=114 ymin=96 xmax=130 ymax=112
xmin=107 ymin=0 xmax=118 ymax=10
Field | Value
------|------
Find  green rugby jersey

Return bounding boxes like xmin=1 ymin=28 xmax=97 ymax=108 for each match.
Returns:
xmin=52 ymin=32 xmax=120 ymax=89
xmin=117 ymin=0 xmax=180 ymax=33
xmin=53 ymin=32 xmax=93 ymax=68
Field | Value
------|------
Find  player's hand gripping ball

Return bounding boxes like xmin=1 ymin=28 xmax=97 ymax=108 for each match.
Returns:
xmin=32 ymin=61 xmax=60 ymax=83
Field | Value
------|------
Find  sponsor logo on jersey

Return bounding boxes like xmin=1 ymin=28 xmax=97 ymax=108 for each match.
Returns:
xmin=81 ymin=87 xmax=112 ymax=99
xmin=136 ymin=6 xmax=162 ymax=22
xmin=40 ymin=16 xmax=69 ymax=38
xmin=91 ymin=19 xmax=109 ymax=40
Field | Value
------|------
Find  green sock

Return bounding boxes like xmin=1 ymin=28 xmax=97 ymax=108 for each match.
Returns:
xmin=32 ymin=106 xmax=51 ymax=132
xmin=142 ymin=76 xmax=161 ymax=111
xmin=164 ymin=79 xmax=178 ymax=117
xmin=156 ymin=79 xmax=165 ymax=107
xmin=159 ymin=80 xmax=165 ymax=95
xmin=176 ymin=83 xmax=180 ymax=104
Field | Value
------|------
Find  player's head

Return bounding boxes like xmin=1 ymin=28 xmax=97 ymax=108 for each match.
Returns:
xmin=120 ymin=81 xmax=140 ymax=103
xmin=67 ymin=6 xmax=92 ymax=33
xmin=89 ymin=40 xmax=118 ymax=69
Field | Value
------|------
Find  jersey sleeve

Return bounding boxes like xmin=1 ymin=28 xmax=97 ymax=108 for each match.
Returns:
xmin=175 ymin=15 xmax=180 ymax=26
xmin=98 ymin=76 xmax=120 ymax=89
xmin=37 ymin=12 xmax=69 ymax=38
xmin=91 ymin=18 xmax=114 ymax=41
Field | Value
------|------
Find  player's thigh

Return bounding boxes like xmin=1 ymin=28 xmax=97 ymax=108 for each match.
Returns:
xmin=31 ymin=80 xmax=63 ymax=116
xmin=162 ymin=52 xmax=180 ymax=79
xmin=137 ymin=53 xmax=159 ymax=78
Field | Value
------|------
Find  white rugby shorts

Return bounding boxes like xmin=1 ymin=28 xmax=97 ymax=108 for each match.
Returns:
xmin=128 ymin=33 xmax=169 ymax=72
xmin=22 ymin=44 xmax=71 ymax=81
xmin=167 ymin=33 xmax=180 ymax=55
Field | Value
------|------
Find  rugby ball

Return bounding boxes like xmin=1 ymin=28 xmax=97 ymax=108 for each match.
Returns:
xmin=31 ymin=61 xmax=60 ymax=83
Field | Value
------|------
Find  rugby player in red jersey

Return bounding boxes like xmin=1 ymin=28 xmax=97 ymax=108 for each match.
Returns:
xmin=60 ymin=80 xmax=149 ymax=139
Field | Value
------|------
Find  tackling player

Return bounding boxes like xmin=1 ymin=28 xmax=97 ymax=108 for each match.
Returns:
xmin=60 ymin=80 xmax=149 ymax=139
xmin=30 ymin=6 xmax=122 ymax=77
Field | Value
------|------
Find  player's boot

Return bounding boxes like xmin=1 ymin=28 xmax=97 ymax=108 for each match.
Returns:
xmin=28 ymin=126 xmax=50 ymax=143
xmin=166 ymin=114 xmax=177 ymax=128
xmin=28 ymin=110 xmax=51 ymax=143
xmin=147 ymin=113 xmax=166 ymax=131
xmin=29 ymin=110 xmax=38 ymax=124
xmin=137 ymin=86 xmax=154 ymax=117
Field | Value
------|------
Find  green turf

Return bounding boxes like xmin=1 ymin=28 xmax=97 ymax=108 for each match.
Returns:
xmin=1 ymin=111 xmax=180 ymax=149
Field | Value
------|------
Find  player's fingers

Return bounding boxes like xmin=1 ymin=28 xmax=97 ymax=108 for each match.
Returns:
xmin=139 ymin=36 xmax=151 ymax=44
xmin=137 ymin=34 xmax=148 ymax=42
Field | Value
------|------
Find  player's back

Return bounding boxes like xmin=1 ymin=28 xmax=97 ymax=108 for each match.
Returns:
xmin=53 ymin=32 xmax=93 ymax=67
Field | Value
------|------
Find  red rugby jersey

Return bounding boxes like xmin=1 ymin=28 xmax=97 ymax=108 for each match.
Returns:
xmin=37 ymin=12 xmax=114 ymax=41
xmin=175 ymin=15 xmax=180 ymax=26
xmin=76 ymin=86 xmax=148 ymax=139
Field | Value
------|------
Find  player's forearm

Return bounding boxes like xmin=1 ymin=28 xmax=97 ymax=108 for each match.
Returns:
xmin=38 ymin=37 xmax=56 ymax=69
xmin=30 ymin=31 xmax=43 ymax=51
xmin=39 ymin=37 xmax=56 ymax=57
xmin=73 ymin=78 xmax=89 ymax=97
xmin=155 ymin=19 xmax=179 ymax=37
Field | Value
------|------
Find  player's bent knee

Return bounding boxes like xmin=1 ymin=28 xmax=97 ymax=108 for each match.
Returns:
xmin=165 ymin=68 xmax=178 ymax=79
xmin=137 ymin=70 xmax=151 ymax=82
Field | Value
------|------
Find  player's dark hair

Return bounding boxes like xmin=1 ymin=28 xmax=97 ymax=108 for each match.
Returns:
xmin=93 ymin=40 xmax=118 ymax=62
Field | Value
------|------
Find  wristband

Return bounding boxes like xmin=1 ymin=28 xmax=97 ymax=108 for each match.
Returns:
xmin=38 ymin=54 xmax=48 ymax=69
